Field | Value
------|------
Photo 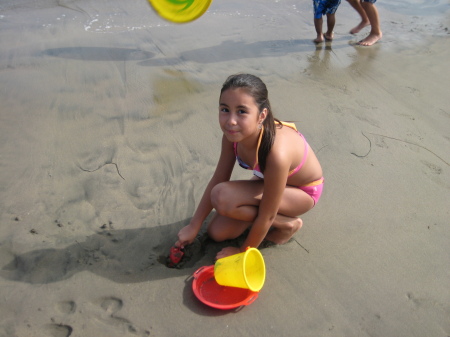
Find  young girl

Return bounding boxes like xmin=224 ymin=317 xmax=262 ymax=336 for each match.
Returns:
xmin=175 ymin=74 xmax=323 ymax=260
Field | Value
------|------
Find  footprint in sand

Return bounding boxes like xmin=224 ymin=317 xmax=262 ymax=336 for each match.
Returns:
xmin=45 ymin=298 xmax=149 ymax=337
xmin=44 ymin=323 xmax=73 ymax=337
xmin=99 ymin=296 xmax=123 ymax=314
xmin=94 ymin=296 xmax=150 ymax=336
xmin=44 ymin=301 xmax=76 ymax=336
xmin=56 ymin=300 xmax=77 ymax=315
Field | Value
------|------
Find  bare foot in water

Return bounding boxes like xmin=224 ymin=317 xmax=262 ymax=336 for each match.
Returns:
xmin=350 ymin=20 xmax=370 ymax=34
xmin=313 ymin=34 xmax=324 ymax=44
xmin=324 ymin=32 xmax=334 ymax=41
xmin=264 ymin=218 xmax=303 ymax=245
xmin=357 ymin=32 xmax=382 ymax=46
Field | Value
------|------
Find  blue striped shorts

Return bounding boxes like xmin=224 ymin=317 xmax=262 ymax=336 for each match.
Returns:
xmin=313 ymin=0 xmax=342 ymax=19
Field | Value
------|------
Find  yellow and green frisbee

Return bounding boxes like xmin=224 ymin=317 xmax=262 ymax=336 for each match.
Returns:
xmin=148 ymin=0 xmax=213 ymax=23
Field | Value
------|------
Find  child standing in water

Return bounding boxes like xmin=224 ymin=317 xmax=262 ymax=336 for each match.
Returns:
xmin=175 ymin=74 xmax=324 ymax=260
xmin=312 ymin=0 xmax=342 ymax=43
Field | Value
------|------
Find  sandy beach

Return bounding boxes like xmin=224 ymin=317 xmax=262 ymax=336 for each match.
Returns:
xmin=0 ymin=0 xmax=449 ymax=336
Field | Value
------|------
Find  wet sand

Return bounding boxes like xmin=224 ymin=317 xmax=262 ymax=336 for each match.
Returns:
xmin=0 ymin=0 xmax=449 ymax=336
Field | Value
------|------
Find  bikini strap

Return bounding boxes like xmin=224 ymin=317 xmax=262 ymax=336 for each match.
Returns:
xmin=253 ymin=125 xmax=264 ymax=169
xmin=288 ymin=132 xmax=309 ymax=177
xmin=234 ymin=125 xmax=264 ymax=170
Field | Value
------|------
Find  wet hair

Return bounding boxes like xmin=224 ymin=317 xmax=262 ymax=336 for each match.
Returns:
xmin=220 ymin=74 xmax=280 ymax=173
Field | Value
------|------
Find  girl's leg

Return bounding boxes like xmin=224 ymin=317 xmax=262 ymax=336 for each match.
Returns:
xmin=346 ymin=0 xmax=370 ymax=34
xmin=265 ymin=187 xmax=313 ymax=244
xmin=207 ymin=180 xmax=261 ymax=242
xmin=265 ymin=215 xmax=303 ymax=245
xmin=358 ymin=2 xmax=382 ymax=46
xmin=207 ymin=212 xmax=252 ymax=242
xmin=207 ymin=179 xmax=314 ymax=244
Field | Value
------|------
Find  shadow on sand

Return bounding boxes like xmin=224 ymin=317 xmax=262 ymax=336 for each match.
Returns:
xmin=43 ymin=47 xmax=155 ymax=61
xmin=43 ymin=39 xmax=347 ymax=66
xmin=1 ymin=217 xmax=268 ymax=314
xmin=138 ymin=39 xmax=348 ymax=67
xmin=0 ymin=219 xmax=220 ymax=285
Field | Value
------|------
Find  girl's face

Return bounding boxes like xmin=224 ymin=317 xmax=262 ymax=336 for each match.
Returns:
xmin=219 ymin=88 xmax=266 ymax=143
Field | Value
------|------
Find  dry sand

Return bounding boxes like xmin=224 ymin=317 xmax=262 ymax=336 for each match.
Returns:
xmin=0 ymin=0 xmax=449 ymax=336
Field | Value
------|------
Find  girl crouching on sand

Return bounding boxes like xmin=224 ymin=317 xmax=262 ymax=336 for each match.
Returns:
xmin=175 ymin=74 xmax=324 ymax=260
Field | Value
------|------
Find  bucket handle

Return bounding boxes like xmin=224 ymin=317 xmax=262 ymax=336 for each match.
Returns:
xmin=244 ymin=294 xmax=259 ymax=306
xmin=193 ymin=266 xmax=207 ymax=279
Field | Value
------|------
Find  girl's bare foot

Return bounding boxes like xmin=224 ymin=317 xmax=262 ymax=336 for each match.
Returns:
xmin=357 ymin=32 xmax=382 ymax=46
xmin=324 ymin=32 xmax=334 ymax=41
xmin=264 ymin=218 xmax=303 ymax=245
xmin=350 ymin=20 xmax=370 ymax=34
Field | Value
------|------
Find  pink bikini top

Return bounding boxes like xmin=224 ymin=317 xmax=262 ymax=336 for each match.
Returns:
xmin=233 ymin=121 xmax=308 ymax=179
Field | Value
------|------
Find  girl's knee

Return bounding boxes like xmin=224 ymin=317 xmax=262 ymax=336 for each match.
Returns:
xmin=211 ymin=183 xmax=234 ymax=216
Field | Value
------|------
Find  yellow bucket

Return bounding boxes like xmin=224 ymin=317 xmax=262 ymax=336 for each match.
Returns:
xmin=214 ymin=248 xmax=265 ymax=292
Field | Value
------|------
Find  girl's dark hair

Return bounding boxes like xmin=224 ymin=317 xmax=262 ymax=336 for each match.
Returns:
xmin=220 ymin=74 xmax=280 ymax=173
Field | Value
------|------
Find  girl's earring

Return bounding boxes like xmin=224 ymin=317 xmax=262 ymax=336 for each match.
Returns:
xmin=258 ymin=123 xmax=262 ymax=130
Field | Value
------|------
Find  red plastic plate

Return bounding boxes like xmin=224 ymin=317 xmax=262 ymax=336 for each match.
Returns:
xmin=192 ymin=265 xmax=259 ymax=310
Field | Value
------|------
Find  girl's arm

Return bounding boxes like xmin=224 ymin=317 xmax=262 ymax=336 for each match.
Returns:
xmin=241 ymin=149 xmax=290 ymax=250
xmin=176 ymin=135 xmax=235 ymax=247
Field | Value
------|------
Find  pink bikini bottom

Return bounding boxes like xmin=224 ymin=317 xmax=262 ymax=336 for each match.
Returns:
xmin=299 ymin=177 xmax=324 ymax=205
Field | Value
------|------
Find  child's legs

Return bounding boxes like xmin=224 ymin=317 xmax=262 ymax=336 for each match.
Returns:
xmin=357 ymin=1 xmax=382 ymax=45
xmin=325 ymin=13 xmax=336 ymax=38
xmin=361 ymin=1 xmax=381 ymax=35
xmin=346 ymin=0 xmax=370 ymax=34
xmin=314 ymin=17 xmax=323 ymax=36
xmin=324 ymin=0 xmax=340 ymax=37
xmin=346 ymin=0 xmax=368 ymax=20
xmin=207 ymin=212 xmax=252 ymax=242
xmin=313 ymin=17 xmax=324 ymax=43
xmin=326 ymin=13 xmax=336 ymax=31
xmin=208 ymin=179 xmax=314 ymax=242
xmin=210 ymin=180 xmax=263 ymax=221
xmin=266 ymin=188 xmax=313 ymax=244
xmin=313 ymin=0 xmax=325 ymax=42
xmin=207 ymin=179 xmax=262 ymax=242
xmin=211 ymin=179 xmax=314 ymax=219
xmin=266 ymin=215 xmax=303 ymax=245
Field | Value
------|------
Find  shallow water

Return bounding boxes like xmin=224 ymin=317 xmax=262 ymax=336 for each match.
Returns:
xmin=1 ymin=0 xmax=448 ymax=32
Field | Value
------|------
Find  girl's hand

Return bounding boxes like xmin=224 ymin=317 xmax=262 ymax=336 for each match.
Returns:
xmin=175 ymin=224 xmax=198 ymax=248
xmin=216 ymin=246 xmax=241 ymax=260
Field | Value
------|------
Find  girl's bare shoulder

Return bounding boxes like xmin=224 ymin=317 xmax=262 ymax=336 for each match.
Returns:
xmin=274 ymin=125 xmax=304 ymax=148
xmin=269 ymin=127 xmax=302 ymax=163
